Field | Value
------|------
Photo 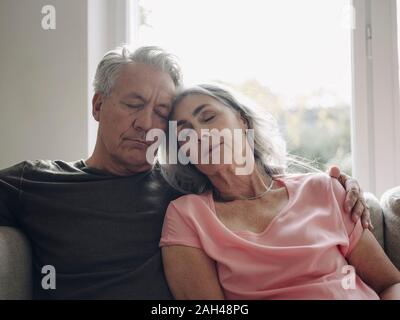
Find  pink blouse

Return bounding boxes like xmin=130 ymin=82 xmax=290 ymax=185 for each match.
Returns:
xmin=159 ymin=173 xmax=379 ymax=300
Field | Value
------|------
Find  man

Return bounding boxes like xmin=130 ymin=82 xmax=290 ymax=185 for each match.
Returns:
xmin=0 ymin=46 xmax=371 ymax=299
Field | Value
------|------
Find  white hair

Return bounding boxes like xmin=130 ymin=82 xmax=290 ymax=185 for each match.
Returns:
xmin=159 ymin=83 xmax=289 ymax=194
xmin=93 ymin=46 xmax=182 ymax=96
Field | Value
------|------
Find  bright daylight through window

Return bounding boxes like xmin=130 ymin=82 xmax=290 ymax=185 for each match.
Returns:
xmin=131 ymin=0 xmax=353 ymax=173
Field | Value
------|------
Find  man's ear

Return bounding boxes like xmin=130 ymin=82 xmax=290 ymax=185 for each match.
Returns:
xmin=92 ymin=93 xmax=104 ymax=122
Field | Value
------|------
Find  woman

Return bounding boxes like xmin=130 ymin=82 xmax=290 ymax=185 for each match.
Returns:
xmin=159 ymin=84 xmax=400 ymax=299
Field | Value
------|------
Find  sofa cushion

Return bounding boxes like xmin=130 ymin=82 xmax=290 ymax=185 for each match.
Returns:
xmin=0 ymin=227 xmax=32 ymax=299
xmin=381 ymin=186 xmax=400 ymax=270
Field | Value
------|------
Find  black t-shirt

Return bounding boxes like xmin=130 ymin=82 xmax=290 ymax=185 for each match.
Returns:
xmin=0 ymin=159 xmax=183 ymax=299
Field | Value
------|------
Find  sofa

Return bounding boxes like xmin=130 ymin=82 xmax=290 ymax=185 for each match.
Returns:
xmin=0 ymin=187 xmax=399 ymax=300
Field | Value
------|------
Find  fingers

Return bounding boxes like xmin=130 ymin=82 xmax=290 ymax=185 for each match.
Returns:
xmin=360 ymin=205 xmax=373 ymax=230
xmin=338 ymin=174 xmax=348 ymax=188
xmin=327 ymin=165 xmax=347 ymax=188
xmin=345 ymin=185 xmax=359 ymax=213
xmin=360 ymin=198 xmax=374 ymax=230
xmin=351 ymin=198 xmax=364 ymax=223
xmin=350 ymin=197 xmax=374 ymax=230
xmin=327 ymin=166 xmax=373 ymax=230
xmin=328 ymin=166 xmax=348 ymax=194
xmin=328 ymin=165 xmax=341 ymax=179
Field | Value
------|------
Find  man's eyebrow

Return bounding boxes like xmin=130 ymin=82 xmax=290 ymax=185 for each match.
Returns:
xmin=123 ymin=93 xmax=146 ymax=101
xmin=192 ymin=104 xmax=210 ymax=117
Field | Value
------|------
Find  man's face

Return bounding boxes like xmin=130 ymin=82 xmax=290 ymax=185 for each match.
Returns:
xmin=94 ymin=63 xmax=175 ymax=171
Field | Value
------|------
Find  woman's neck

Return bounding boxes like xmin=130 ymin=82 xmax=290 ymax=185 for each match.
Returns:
xmin=209 ymin=165 xmax=273 ymax=201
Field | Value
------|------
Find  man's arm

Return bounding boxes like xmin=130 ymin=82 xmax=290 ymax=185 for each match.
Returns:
xmin=162 ymin=245 xmax=225 ymax=300
xmin=0 ymin=161 xmax=26 ymax=226
xmin=328 ymin=166 xmax=372 ymax=230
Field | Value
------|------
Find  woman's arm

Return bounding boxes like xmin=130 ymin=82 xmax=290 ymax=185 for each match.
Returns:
xmin=347 ymin=229 xmax=400 ymax=299
xmin=162 ymin=245 xmax=225 ymax=300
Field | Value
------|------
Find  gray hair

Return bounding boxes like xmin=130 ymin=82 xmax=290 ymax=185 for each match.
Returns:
xmin=159 ymin=83 xmax=288 ymax=194
xmin=93 ymin=46 xmax=182 ymax=96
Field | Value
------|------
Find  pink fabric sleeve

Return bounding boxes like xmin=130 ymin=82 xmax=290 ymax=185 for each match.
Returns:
xmin=159 ymin=201 xmax=202 ymax=249
xmin=330 ymin=177 xmax=364 ymax=257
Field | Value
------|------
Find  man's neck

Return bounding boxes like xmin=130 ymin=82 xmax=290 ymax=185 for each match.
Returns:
xmin=85 ymin=153 xmax=152 ymax=176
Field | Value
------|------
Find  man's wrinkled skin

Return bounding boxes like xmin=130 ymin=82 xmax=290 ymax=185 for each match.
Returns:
xmin=328 ymin=166 xmax=373 ymax=230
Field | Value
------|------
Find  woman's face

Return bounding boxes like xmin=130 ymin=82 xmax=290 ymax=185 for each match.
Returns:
xmin=171 ymin=94 xmax=253 ymax=176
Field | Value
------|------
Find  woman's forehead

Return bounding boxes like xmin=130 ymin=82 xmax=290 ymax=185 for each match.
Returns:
xmin=172 ymin=95 xmax=214 ymax=117
xmin=176 ymin=94 xmax=223 ymax=110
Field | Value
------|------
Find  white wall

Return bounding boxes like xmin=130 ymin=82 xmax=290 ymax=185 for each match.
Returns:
xmin=0 ymin=0 xmax=130 ymax=169
xmin=0 ymin=0 xmax=88 ymax=168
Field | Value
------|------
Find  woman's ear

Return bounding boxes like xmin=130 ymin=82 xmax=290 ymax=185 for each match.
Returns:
xmin=239 ymin=113 xmax=249 ymax=130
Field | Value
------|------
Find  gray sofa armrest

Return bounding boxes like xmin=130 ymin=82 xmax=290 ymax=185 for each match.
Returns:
xmin=381 ymin=186 xmax=400 ymax=270
xmin=0 ymin=226 xmax=32 ymax=299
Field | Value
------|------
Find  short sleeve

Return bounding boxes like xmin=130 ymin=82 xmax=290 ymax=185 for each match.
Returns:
xmin=159 ymin=201 xmax=202 ymax=249
xmin=330 ymin=177 xmax=363 ymax=257
xmin=0 ymin=161 xmax=26 ymax=227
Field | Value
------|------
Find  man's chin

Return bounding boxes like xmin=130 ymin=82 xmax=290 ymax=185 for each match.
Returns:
xmin=113 ymin=148 xmax=155 ymax=172
xmin=124 ymin=154 xmax=153 ymax=171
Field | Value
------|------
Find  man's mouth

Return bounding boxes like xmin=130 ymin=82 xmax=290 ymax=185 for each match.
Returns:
xmin=124 ymin=138 xmax=151 ymax=147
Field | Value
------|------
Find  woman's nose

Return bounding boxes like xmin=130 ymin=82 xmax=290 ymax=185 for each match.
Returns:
xmin=200 ymin=130 xmax=211 ymax=140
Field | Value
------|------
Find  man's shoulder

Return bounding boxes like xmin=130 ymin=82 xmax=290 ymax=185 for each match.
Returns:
xmin=22 ymin=159 xmax=86 ymax=174
xmin=0 ymin=160 xmax=27 ymax=177
xmin=0 ymin=159 xmax=86 ymax=179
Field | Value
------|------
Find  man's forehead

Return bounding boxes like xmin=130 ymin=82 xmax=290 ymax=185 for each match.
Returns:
xmin=123 ymin=90 xmax=175 ymax=102
xmin=116 ymin=63 xmax=176 ymax=96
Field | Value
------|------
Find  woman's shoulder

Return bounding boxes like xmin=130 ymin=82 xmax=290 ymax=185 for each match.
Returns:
xmin=277 ymin=171 xmax=330 ymax=181
xmin=277 ymin=172 xmax=335 ymax=190
xmin=169 ymin=192 xmax=213 ymax=214
xmin=278 ymin=172 xmax=345 ymax=207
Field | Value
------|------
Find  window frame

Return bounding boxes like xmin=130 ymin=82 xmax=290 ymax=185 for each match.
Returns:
xmin=351 ymin=0 xmax=400 ymax=196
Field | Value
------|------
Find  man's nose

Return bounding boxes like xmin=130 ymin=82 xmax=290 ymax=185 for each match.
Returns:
xmin=133 ymin=106 xmax=153 ymax=132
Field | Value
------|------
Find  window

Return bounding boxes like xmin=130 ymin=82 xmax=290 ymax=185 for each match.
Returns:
xmin=350 ymin=0 xmax=400 ymax=196
xmin=130 ymin=0 xmax=354 ymax=173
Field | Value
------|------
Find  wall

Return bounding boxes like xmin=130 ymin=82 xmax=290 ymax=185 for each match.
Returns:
xmin=0 ymin=0 xmax=88 ymax=168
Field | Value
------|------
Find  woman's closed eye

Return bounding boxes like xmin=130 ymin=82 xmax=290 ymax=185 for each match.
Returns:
xmin=200 ymin=112 xmax=216 ymax=122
